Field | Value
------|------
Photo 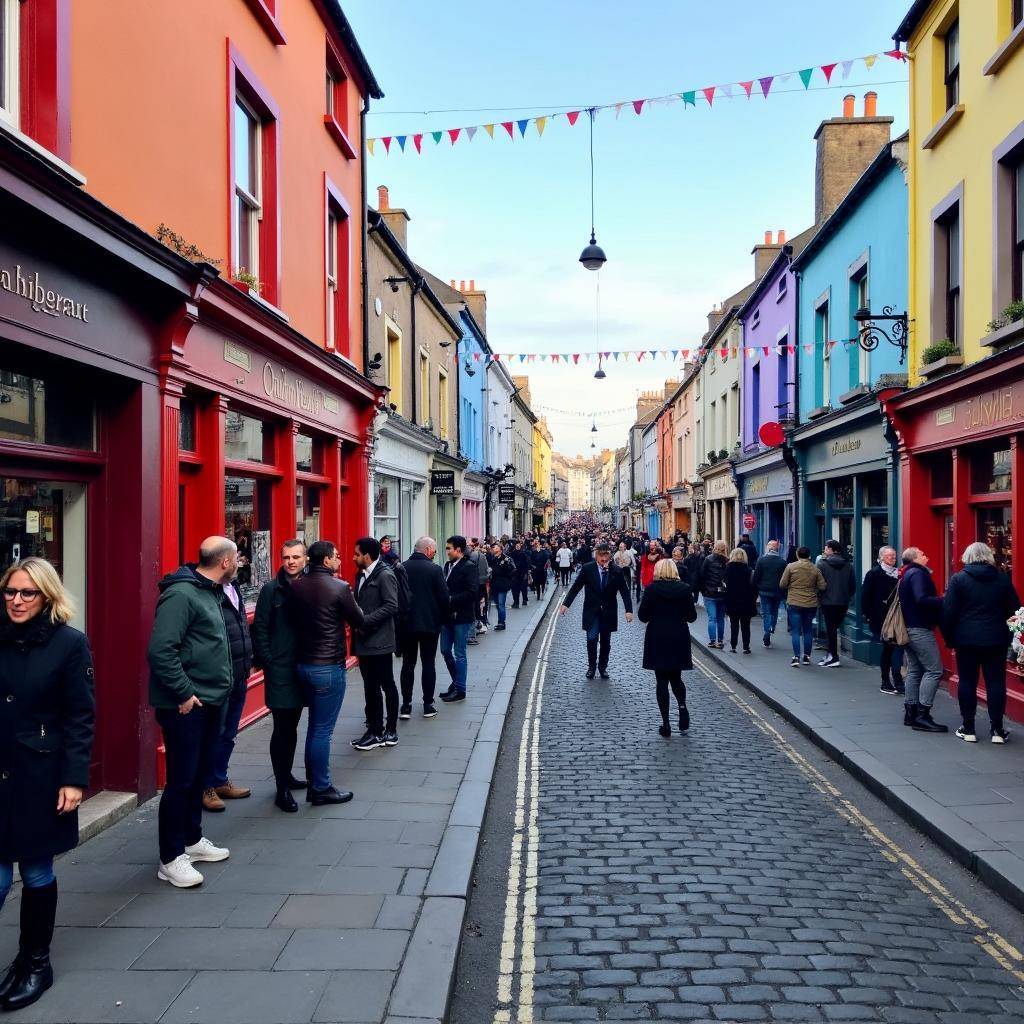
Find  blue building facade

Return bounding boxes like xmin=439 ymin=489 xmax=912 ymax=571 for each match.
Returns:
xmin=456 ymin=308 xmax=489 ymax=538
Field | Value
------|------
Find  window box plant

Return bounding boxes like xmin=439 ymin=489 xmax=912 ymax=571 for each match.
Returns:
xmin=918 ymin=339 xmax=963 ymax=379
xmin=983 ymin=301 xmax=1024 ymax=349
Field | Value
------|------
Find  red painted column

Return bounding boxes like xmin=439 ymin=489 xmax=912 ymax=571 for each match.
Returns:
xmin=320 ymin=438 xmax=342 ymax=544
xmin=188 ymin=395 xmax=228 ymax=553
xmin=274 ymin=420 xmax=298 ymax=551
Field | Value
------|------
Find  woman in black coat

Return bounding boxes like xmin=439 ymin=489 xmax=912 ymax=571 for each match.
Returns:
xmin=724 ymin=549 xmax=757 ymax=654
xmin=0 ymin=557 xmax=95 ymax=1011
xmin=638 ymin=559 xmax=697 ymax=737
xmin=942 ymin=542 xmax=1021 ymax=743
xmin=860 ymin=547 xmax=904 ymax=694
xmin=489 ymin=543 xmax=516 ymax=630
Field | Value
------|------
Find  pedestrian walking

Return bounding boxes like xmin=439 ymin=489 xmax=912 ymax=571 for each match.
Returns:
xmin=399 ymin=537 xmax=449 ymax=720
xmin=288 ymin=540 xmax=365 ymax=804
xmin=942 ymin=542 xmax=1020 ymax=744
xmin=202 ymin=562 xmax=254 ymax=812
xmin=699 ymin=541 xmax=729 ymax=649
xmin=561 ymin=542 xmax=633 ymax=679
xmin=612 ymin=541 xmax=635 ymax=594
xmin=510 ymin=540 xmax=530 ymax=608
xmin=738 ymin=533 xmax=759 ymax=567
xmin=555 ymin=543 xmax=573 ymax=586
xmin=147 ymin=537 xmax=236 ymax=888
xmin=530 ymin=540 xmax=550 ymax=601
xmin=861 ymin=546 xmax=905 ymax=695
xmin=724 ymin=549 xmax=756 ymax=654
xmin=816 ymin=540 xmax=856 ymax=668
xmin=468 ymin=539 xmax=491 ymax=635
xmin=671 ymin=546 xmax=692 ymax=590
xmin=682 ymin=543 xmax=705 ymax=600
xmin=441 ymin=536 xmax=478 ymax=703
xmin=490 ymin=543 xmax=516 ymax=630
xmin=638 ymin=541 xmax=663 ymax=597
xmin=752 ymin=539 xmax=787 ymax=647
xmin=637 ymin=558 xmax=697 ymax=737
xmin=379 ymin=535 xmax=400 ymax=567
xmin=251 ymin=539 xmax=309 ymax=814
xmin=0 ymin=558 xmax=94 ymax=1010
xmin=898 ymin=546 xmax=948 ymax=733
xmin=779 ymin=546 xmax=827 ymax=667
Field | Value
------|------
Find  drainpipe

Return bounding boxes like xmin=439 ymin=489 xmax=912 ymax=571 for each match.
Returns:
xmin=785 ymin=268 xmax=802 ymax=552
xmin=409 ymin=277 xmax=423 ymax=424
xmin=360 ymin=97 xmax=371 ymax=373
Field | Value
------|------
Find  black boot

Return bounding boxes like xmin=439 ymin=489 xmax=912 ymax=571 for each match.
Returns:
xmin=3 ymin=880 xmax=56 ymax=1011
xmin=585 ymin=639 xmax=598 ymax=679
xmin=275 ymin=786 xmax=298 ymax=813
xmin=903 ymin=702 xmax=918 ymax=727
xmin=912 ymin=705 xmax=949 ymax=733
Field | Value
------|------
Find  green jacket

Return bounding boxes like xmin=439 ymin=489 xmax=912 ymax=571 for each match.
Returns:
xmin=147 ymin=565 xmax=232 ymax=709
xmin=779 ymin=558 xmax=827 ymax=609
xmin=251 ymin=569 xmax=304 ymax=709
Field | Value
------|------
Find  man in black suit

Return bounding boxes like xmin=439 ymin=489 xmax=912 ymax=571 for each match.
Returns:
xmin=560 ymin=542 xmax=633 ymax=680
xmin=440 ymin=535 xmax=478 ymax=703
xmin=399 ymin=536 xmax=450 ymax=719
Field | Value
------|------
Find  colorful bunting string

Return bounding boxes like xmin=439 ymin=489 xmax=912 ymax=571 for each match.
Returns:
xmin=367 ymin=50 xmax=908 ymax=154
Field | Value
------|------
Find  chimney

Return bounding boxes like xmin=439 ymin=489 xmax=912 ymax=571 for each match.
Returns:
xmin=751 ymin=230 xmax=784 ymax=279
xmin=813 ymin=93 xmax=893 ymax=224
xmin=663 ymin=378 xmax=678 ymax=401
xmin=707 ymin=302 xmax=727 ymax=336
xmin=778 ymin=229 xmax=786 ymax=244
xmin=461 ymin=279 xmax=487 ymax=335
xmin=376 ymin=184 xmax=411 ymax=250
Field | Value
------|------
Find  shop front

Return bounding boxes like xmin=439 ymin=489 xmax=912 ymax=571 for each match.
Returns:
xmin=668 ymin=485 xmax=691 ymax=535
xmin=645 ymin=503 xmax=660 ymax=538
xmin=735 ymin=451 xmax=794 ymax=554
xmin=462 ymin=474 xmax=486 ymax=540
xmin=371 ymin=412 xmax=433 ymax=560
xmin=792 ymin=396 xmax=900 ymax=664
xmin=702 ymin=463 xmax=738 ymax=544
xmin=884 ymin=352 xmax=1024 ymax=721
xmin=429 ymin=454 xmax=466 ymax=547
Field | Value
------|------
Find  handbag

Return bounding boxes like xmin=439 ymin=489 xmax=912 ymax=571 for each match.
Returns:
xmin=881 ymin=590 xmax=910 ymax=647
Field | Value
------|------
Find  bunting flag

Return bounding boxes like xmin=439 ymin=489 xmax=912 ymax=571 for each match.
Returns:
xmin=368 ymin=50 xmax=908 ymax=153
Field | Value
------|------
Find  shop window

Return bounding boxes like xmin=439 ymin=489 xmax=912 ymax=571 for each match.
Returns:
xmin=225 ymin=410 xmax=273 ymax=464
xmin=809 ymin=481 xmax=825 ymax=514
xmin=944 ymin=18 xmax=960 ymax=110
xmin=977 ymin=505 xmax=1013 ymax=575
xmin=0 ymin=370 xmax=95 ymax=450
xmin=296 ymin=483 xmax=322 ymax=546
xmin=971 ymin=446 xmax=1012 ymax=493
xmin=930 ymin=454 xmax=954 ymax=499
xmin=0 ymin=0 xmax=18 ymax=127
xmin=178 ymin=399 xmax=197 ymax=452
xmin=933 ymin=198 xmax=962 ymax=345
xmin=863 ymin=472 xmax=887 ymax=509
xmin=225 ymin=475 xmax=272 ymax=608
xmin=832 ymin=481 xmax=854 ymax=511
xmin=868 ymin=515 xmax=890 ymax=560
xmin=295 ymin=431 xmax=315 ymax=473
xmin=324 ymin=36 xmax=355 ymax=158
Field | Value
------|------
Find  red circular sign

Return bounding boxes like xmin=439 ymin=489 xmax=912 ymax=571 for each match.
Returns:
xmin=758 ymin=421 xmax=785 ymax=447
xmin=743 ymin=513 xmax=757 ymax=531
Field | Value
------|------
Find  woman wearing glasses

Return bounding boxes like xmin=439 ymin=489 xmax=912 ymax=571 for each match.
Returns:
xmin=0 ymin=558 xmax=95 ymax=1011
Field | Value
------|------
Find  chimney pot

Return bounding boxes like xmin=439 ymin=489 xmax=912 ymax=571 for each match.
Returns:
xmin=778 ymin=229 xmax=786 ymax=244
xmin=377 ymin=185 xmax=389 ymax=211
xmin=469 ymin=279 xmax=476 ymax=290
xmin=450 ymin=280 xmax=456 ymax=288
xmin=842 ymin=94 xmax=855 ymax=118
xmin=459 ymin=280 xmax=466 ymax=292
xmin=764 ymin=230 xmax=772 ymax=244
xmin=864 ymin=91 xmax=878 ymax=117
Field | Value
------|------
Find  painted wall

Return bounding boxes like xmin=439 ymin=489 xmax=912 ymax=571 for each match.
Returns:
xmin=457 ymin=316 xmax=486 ymax=471
xmin=696 ymin=317 xmax=742 ymax=462
xmin=796 ymin=154 xmax=909 ymax=419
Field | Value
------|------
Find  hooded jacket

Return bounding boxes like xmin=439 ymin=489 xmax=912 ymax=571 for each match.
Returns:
xmin=941 ymin=562 xmax=1020 ymax=649
xmin=148 ymin=565 xmax=233 ymax=709
xmin=817 ymin=553 xmax=856 ymax=608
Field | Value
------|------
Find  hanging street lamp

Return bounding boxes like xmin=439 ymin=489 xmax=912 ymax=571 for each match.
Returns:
xmin=579 ymin=109 xmax=607 ymax=271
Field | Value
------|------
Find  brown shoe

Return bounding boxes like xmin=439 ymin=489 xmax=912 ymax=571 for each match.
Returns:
xmin=202 ymin=787 xmax=226 ymax=812
xmin=214 ymin=781 xmax=251 ymax=800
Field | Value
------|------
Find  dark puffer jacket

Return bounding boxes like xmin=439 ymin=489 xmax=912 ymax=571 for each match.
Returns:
xmin=817 ymin=554 xmax=856 ymax=608
xmin=898 ymin=563 xmax=943 ymax=630
xmin=220 ymin=579 xmax=253 ymax=683
xmin=699 ymin=553 xmax=728 ymax=599
xmin=942 ymin=563 xmax=1020 ymax=649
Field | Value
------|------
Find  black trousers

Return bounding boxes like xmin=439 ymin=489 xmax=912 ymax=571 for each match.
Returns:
xmin=956 ymin=645 xmax=1007 ymax=730
xmin=880 ymin=640 xmax=903 ymax=684
xmin=400 ymin=631 xmax=440 ymax=705
xmin=654 ymin=670 xmax=687 ymax=723
xmin=156 ymin=702 xmax=225 ymax=865
xmin=559 ymin=566 xmax=571 ymax=585
xmin=728 ymin=614 xmax=751 ymax=651
xmin=822 ymin=605 xmax=847 ymax=659
xmin=512 ymin=576 xmax=529 ymax=606
xmin=360 ymin=653 xmax=399 ymax=735
xmin=477 ymin=585 xmax=489 ymax=625
xmin=586 ymin=626 xmax=611 ymax=671
xmin=269 ymin=706 xmax=303 ymax=788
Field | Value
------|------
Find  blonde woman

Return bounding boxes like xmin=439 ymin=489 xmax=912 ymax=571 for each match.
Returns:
xmin=724 ymin=549 xmax=756 ymax=654
xmin=698 ymin=540 xmax=729 ymax=648
xmin=0 ymin=558 xmax=95 ymax=1011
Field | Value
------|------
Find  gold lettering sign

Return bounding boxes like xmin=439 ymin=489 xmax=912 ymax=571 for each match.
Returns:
xmin=746 ymin=474 xmax=769 ymax=496
xmin=960 ymin=389 xmax=1019 ymax=431
xmin=831 ymin=437 xmax=862 ymax=456
xmin=0 ymin=264 xmax=89 ymax=322
xmin=262 ymin=361 xmax=337 ymax=418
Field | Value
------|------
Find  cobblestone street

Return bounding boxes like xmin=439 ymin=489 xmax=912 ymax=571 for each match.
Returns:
xmin=454 ymin=595 xmax=1024 ymax=1024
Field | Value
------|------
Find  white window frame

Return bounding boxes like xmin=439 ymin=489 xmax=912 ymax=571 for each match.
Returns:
xmin=0 ymin=0 xmax=20 ymax=128
xmin=855 ymin=270 xmax=870 ymax=384
xmin=325 ymin=68 xmax=336 ymax=119
xmin=419 ymin=348 xmax=430 ymax=427
xmin=439 ymin=368 xmax=449 ymax=439
xmin=325 ymin=208 xmax=339 ymax=349
xmin=816 ymin=290 xmax=831 ymax=408
xmin=233 ymin=94 xmax=263 ymax=279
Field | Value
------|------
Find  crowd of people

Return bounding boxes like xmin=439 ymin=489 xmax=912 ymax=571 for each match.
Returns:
xmin=0 ymin=512 xmax=1019 ymax=1009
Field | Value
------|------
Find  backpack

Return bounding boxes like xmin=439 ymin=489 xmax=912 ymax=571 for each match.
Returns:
xmin=881 ymin=590 xmax=910 ymax=647
xmin=391 ymin=562 xmax=412 ymax=622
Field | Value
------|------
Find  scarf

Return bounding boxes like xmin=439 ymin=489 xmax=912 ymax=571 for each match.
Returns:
xmin=880 ymin=561 xmax=898 ymax=579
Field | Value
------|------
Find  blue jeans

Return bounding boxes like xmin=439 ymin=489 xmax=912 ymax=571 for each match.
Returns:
xmin=759 ymin=593 xmax=782 ymax=637
xmin=440 ymin=622 xmax=472 ymax=692
xmin=0 ymin=859 xmax=55 ymax=907
xmin=493 ymin=589 xmax=508 ymax=626
xmin=704 ymin=597 xmax=725 ymax=642
xmin=209 ymin=673 xmax=248 ymax=788
xmin=788 ymin=606 xmax=816 ymax=657
xmin=297 ymin=662 xmax=346 ymax=792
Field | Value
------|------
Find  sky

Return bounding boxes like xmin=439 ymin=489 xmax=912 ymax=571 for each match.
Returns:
xmin=345 ymin=0 xmax=910 ymax=458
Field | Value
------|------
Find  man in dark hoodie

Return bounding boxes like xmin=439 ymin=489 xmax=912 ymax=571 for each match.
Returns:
xmin=816 ymin=540 xmax=856 ymax=668
xmin=898 ymin=546 xmax=948 ymax=733
xmin=147 ymin=537 xmax=236 ymax=889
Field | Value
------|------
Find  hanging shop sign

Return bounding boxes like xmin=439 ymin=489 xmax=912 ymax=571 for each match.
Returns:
xmin=430 ymin=470 xmax=455 ymax=495
xmin=498 ymin=483 xmax=516 ymax=503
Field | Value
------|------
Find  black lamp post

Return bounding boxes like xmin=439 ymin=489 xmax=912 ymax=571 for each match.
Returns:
xmin=579 ymin=109 xmax=607 ymax=271
xmin=853 ymin=305 xmax=909 ymax=365
xmin=484 ymin=462 xmax=515 ymax=537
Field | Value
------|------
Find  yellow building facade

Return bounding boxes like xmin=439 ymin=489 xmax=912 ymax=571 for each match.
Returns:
xmin=533 ymin=418 xmax=554 ymax=528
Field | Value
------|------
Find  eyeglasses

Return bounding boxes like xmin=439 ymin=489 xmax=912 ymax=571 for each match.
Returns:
xmin=3 ymin=588 xmax=43 ymax=601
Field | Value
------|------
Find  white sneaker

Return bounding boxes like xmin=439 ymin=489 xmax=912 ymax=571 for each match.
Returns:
xmin=158 ymin=854 xmax=204 ymax=888
xmin=477 ymin=624 xmax=488 ymax=634
xmin=184 ymin=837 xmax=230 ymax=863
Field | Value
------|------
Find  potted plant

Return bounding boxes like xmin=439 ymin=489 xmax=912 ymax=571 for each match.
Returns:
xmin=984 ymin=300 xmax=1024 ymax=348
xmin=918 ymin=339 xmax=963 ymax=379
xmin=231 ymin=269 xmax=263 ymax=296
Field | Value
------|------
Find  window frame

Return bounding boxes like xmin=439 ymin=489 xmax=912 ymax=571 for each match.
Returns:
xmin=419 ymin=348 xmax=430 ymax=427
xmin=994 ymin=125 xmax=1024 ymax=313
xmin=1016 ymin=0 xmax=1023 ymax=29
xmin=438 ymin=368 xmax=450 ymax=439
xmin=324 ymin=174 xmax=351 ymax=356
xmin=324 ymin=34 xmax=356 ymax=159
xmin=930 ymin=183 xmax=964 ymax=346
xmin=232 ymin=93 xmax=262 ymax=282
xmin=944 ymin=18 xmax=960 ymax=111
xmin=815 ymin=291 xmax=831 ymax=409
xmin=242 ymin=0 xmax=286 ymax=46
xmin=1016 ymin=158 xmax=1024 ymax=303
xmin=385 ymin=318 xmax=402 ymax=416
xmin=0 ymin=0 xmax=19 ymax=128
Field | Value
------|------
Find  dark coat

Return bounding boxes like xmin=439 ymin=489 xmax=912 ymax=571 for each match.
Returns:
xmin=682 ymin=552 xmax=705 ymax=589
xmin=353 ymin=562 xmax=399 ymax=656
xmin=637 ymin=579 xmax=697 ymax=672
xmin=860 ymin=564 xmax=899 ymax=636
xmin=0 ymin=616 xmax=96 ymax=861
xmin=251 ymin=569 xmax=303 ymax=708
xmin=818 ymin=554 xmax=856 ymax=608
xmin=942 ymin=563 xmax=1021 ymax=649
xmin=401 ymin=553 xmax=450 ymax=635
xmin=575 ymin=545 xmax=592 ymax=566
xmin=529 ymin=549 xmax=550 ymax=584
xmin=898 ymin=563 xmax=943 ymax=630
xmin=562 ymin=561 xmax=633 ymax=632
xmin=738 ymin=541 xmax=758 ymax=566
xmin=723 ymin=561 xmax=757 ymax=617
xmin=699 ymin=553 xmax=728 ymax=599
xmin=444 ymin=556 xmax=479 ymax=625
xmin=510 ymin=549 xmax=530 ymax=578
xmin=491 ymin=554 xmax=517 ymax=593
xmin=289 ymin=566 xmax=364 ymax=664
xmin=220 ymin=579 xmax=253 ymax=684
xmin=751 ymin=552 xmax=787 ymax=595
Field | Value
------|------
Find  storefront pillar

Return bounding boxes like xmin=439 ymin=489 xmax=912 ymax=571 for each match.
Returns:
xmin=273 ymin=422 xmax=298 ymax=547
xmin=320 ymin=438 xmax=343 ymax=544
xmin=1012 ymin=436 xmax=1024 ymax=602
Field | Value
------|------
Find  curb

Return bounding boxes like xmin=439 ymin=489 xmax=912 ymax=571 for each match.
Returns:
xmin=389 ymin=587 xmax=558 ymax=1022
xmin=693 ymin=636 xmax=1024 ymax=914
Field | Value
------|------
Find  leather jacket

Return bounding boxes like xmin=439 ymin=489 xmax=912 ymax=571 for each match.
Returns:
xmin=288 ymin=566 xmax=365 ymax=665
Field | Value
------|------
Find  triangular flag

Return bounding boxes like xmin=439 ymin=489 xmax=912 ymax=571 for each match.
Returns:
xmin=740 ymin=81 xmax=754 ymax=98
xmin=382 ymin=136 xmax=392 ymax=153
xmin=720 ymin=83 xmax=734 ymax=98
xmin=681 ymin=90 xmax=696 ymax=108
xmin=777 ymin=73 xmax=792 ymax=85
xmin=649 ymin=350 xmax=657 ymax=359
xmin=431 ymin=131 xmax=442 ymax=145
xmin=539 ymin=354 xmax=548 ymax=362
xmin=501 ymin=122 xmax=514 ymax=138
xmin=493 ymin=353 xmax=501 ymax=361
xmin=632 ymin=99 xmax=644 ymax=115
xmin=602 ymin=352 xmax=610 ymax=359
xmin=827 ymin=340 xmax=837 ymax=351
xmin=671 ymin=350 xmax=678 ymax=359
xmin=682 ymin=350 xmax=690 ymax=359
xmin=637 ymin=352 xmax=645 ymax=361
xmin=472 ymin=351 xmax=480 ymax=361
xmin=702 ymin=86 xmax=716 ymax=106
xmin=562 ymin=354 xmax=570 ymax=363
xmin=413 ymin=134 xmax=423 ymax=153
xmin=746 ymin=347 xmax=755 ymax=357
xmin=551 ymin=354 xmax=559 ymax=363
xmin=567 ymin=110 xmax=581 ymax=126
xmin=466 ymin=126 xmax=478 ymax=141
xmin=799 ymin=68 xmax=813 ymax=89
xmin=759 ymin=76 xmax=774 ymax=98
xmin=841 ymin=60 xmax=854 ymax=79
xmin=367 ymin=138 xmax=375 ymax=156
xmin=536 ymin=116 xmax=547 ymax=136
xmin=448 ymin=128 xmax=460 ymax=144
xmin=527 ymin=354 xmax=536 ymax=362
xmin=720 ymin=347 xmax=728 ymax=358
xmin=572 ymin=354 xmax=580 ymax=364
xmin=885 ymin=49 xmax=908 ymax=62
xmin=821 ymin=63 xmax=837 ymax=82
xmin=484 ymin=124 xmax=495 ymax=138
xmin=517 ymin=119 xmax=529 ymax=137
xmin=864 ymin=54 xmax=877 ymax=70
xmin=787 ymin=345 xmax=795 ymax=355
xmin=519 ymin=354 xmax=526 ymax=363
xmin=613 ymin=352 xmax=620 ymax=361
xmin=614 ymin=102 xmax=626 ymax=118
xmin=396 ymin=135 xmax=406 ymax=151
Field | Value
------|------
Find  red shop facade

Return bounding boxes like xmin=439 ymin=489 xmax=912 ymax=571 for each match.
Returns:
xmin=884 ymin=341 xmax=1024 ymax=723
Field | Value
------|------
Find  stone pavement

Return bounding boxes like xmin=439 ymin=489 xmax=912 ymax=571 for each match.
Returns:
xmin=522 ymin=598 xmax=1024 ymax=1022
xmin=0 ymin=589 xmax=555 ymax=1024
xmin=692 ymin=607 xmax=1024 ymax=912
